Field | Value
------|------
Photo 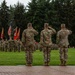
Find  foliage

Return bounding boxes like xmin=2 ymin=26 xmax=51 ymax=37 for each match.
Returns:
xmin=0 ymin=0 xmax=75 ymax=46
xmin=0 ymin=0 xmax=9 ymax=39
xmin=14 ymin=2 xmax=26 ymax=38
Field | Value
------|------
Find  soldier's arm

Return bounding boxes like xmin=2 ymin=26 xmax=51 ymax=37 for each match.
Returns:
xmin=33 ymin=29 xmax=38 ymax=35
xmin=39 ymin=31 xmax=44 ymax=51
xmin=39 ymin=31 xmax=43 ymax=44
xmin=56 ymin=32 xmax=60 ymax=44
xmin=69 ymin=30 xmax=72 ymax=35
xmin=8 ymin=41 xmax=10 ymax=49
xmin=66 ymin=29 xmax=72 ymax=35
xmin=48 ymin=26 xmax=56 ymax=34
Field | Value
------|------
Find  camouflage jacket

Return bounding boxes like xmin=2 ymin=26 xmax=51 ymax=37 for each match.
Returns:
xmin=57 ymin=29 xmax=72 ymax=47
xmin=22 ymin=28 xmax=38 ymax=46
xmin=40 ymin=28 xmax=56 ymax=47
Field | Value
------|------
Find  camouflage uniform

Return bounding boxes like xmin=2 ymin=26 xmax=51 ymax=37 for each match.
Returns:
xmin=0 ymin=41 xmax=1 ymax=51
xmin=34 ymin=40 xmax=40 ymax=50
xmin=20 ymin=42 xmax=24 ymax=51
xmin=40 ymin=23 xmax=56 ymax=66
xmin=51 ymin=44 xmax=58 ymax=50
xmin=14 ymin=40 xmax=18 ymax=52
xmin=57 ymin=24 xmax=72 ymax=66
xmin=16 ymin=39 xmax=22 ymax=52
xmin=4 ymin=39 xmax=8 ymax=52
xmin=8 ymin=39 xmax=15 ymax=52
xmin=0 ymin=40 xmax=5 ymax=51
xmin=22 ymin=23 xmax=38 ymax=66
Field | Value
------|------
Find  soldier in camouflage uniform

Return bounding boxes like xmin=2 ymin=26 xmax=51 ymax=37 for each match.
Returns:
xmin=0 ymin=40 xmax=2 ymax=51
xmin=57 ymin=24 xmax=72 ymax=66
xmin=4 ymin=39 xmax=8 ymax=52
xmin=40 ymin=23 xmax=56 ymax=66
xmin=22 ymin=23 xmax=38 ymax=66
xmin=16 ymin=39 xmax=22 ymax=52
xmin=19 ymin=40 xmax=24 ymax=51
xmin=0 ymin=40 xmax=1 ymax=51
xmin=8 ymin=38 xmax=15 ymax=52
xmin=14 ymin=40 xmax=18 ymax=52
xmin=1 ymin=39 xmax=5 ymax=51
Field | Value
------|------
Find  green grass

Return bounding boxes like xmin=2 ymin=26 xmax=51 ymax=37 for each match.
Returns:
xmin=0 ymin=48 xmax=75 ymax=66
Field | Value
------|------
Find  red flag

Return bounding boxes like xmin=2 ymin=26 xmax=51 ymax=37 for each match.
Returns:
xmin=17 ymin=28 xmax=20 ymax=39
xmin=8 ymin=25 xmax=11 ymax=36
xmin=14 ymin=27 xmax=18 ymax=40
xmin=1 ymin=28 xmax=4 ymax=39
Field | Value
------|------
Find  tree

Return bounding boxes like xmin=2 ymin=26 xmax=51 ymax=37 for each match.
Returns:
xmin=0 ymin=0 xmax=9 ymax=39
xmin=27 ymin=0 xmax=58 ymax=42
xmin=14 ymin=2 xmax=26 ymax=38
xmin=53 ymin=0 xmax=75 ymax=46
xmin=0 ymin=0 xmax=75 ymax=46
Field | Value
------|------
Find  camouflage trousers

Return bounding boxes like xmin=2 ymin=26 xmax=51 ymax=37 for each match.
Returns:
xmin=25 ymin=46 xmax=34 ymax=64
xmin=4 ymin=46 xmax=8 ymax=52
xmin=43 ymin=47 xmax=51 ymax=63
xmin=59 ymin=47 xmax=68 ymax=61
xmin=17 ymin=45 xmax=21 ymax=52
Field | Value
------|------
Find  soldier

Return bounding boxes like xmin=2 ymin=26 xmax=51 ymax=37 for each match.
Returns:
xmin=8 ymin=37 xmax=14 ymax=52
xmin=40 ymin=23 xmax=56 ymax=66
xmin=20 ymin=41 xmax=25 ymax=51
xmin=0 ymin=40 xmax=1 ymax=51
xmin=0 ymin=40 xmax=2 ymax=51
xmin=22 ymin=23 xmax=38 ymax=66
xmin=13 ymin=40 xmax=17 ymax=52
xmin=16 ymin=39 xmax=22 ymax=52
xmin=4 ymin=39 xmax=8 ymax=52
xmin=1 ymin=39 xmax=5 ymax=51
xmin=57 ymin=24 xmax=72 ymax=66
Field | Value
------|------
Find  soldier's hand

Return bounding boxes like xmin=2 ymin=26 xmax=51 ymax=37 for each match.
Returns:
xmin=48 ymin=26 xmax=52 ymax=29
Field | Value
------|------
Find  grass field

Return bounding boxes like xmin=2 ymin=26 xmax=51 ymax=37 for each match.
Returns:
xmin=0 ymin=48 xmax=75 ymax=66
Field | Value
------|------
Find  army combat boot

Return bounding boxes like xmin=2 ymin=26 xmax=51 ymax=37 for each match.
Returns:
xmin=44 ymin=62 xmax=47 ymax=66
xmin=44 ymin=62 xmax=49 ymax=66
xmin=28 ymin=63 xmax=32 ymax=66
xmin=26 ymin=63 xmax=32 ymax=66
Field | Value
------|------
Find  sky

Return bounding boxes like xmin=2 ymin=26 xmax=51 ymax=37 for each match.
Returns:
xmin=0 ymin=0 xmax=31 ymax=6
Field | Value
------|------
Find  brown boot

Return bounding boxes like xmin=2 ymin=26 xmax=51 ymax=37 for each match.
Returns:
xmin=28 ymin=64 xmax=32 ymax=66
xmin=44 ymin=62 xmax=47 ymax=66
xmin=26 ymin=62 xmax=32 ymax=66
xmin=26 ymin=64 xmax=32 ymax=66
xmin=44 ymin=62 xmax=49 ymax=66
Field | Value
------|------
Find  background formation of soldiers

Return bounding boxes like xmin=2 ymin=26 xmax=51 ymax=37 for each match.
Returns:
xmin=0 ymin=39 xmax=24 ymax=52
